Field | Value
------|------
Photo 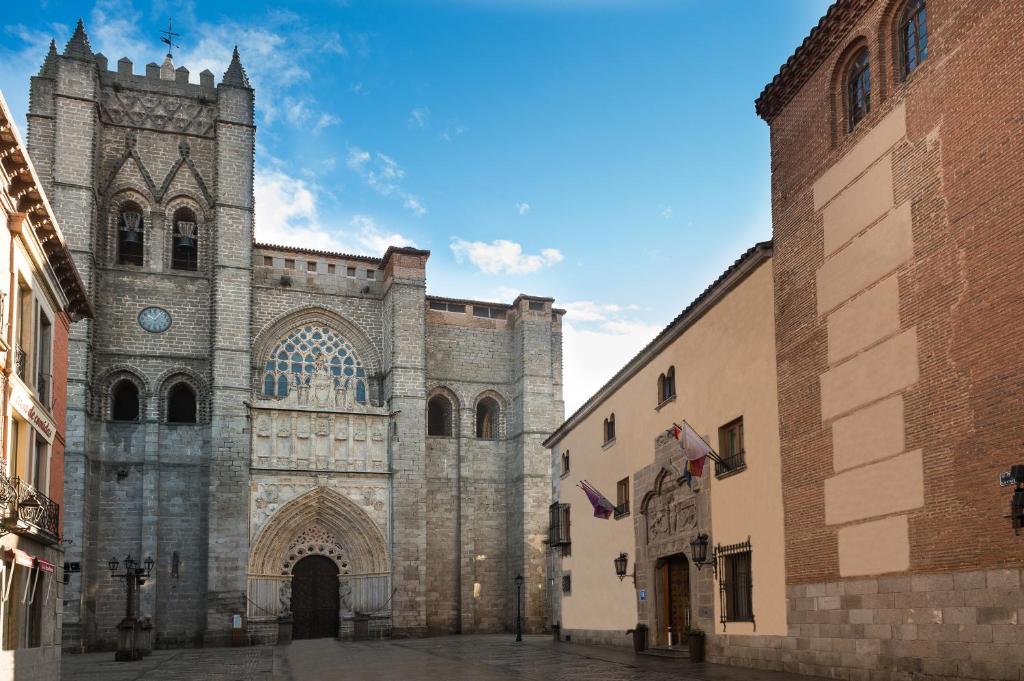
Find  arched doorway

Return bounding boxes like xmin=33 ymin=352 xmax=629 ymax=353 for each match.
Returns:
xmin=655 ymin=553 xmax=690 ymax=646
xmin=292 ymin=555 xmax=340 ymax=639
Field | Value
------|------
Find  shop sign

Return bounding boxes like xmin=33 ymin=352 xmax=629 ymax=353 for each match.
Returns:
xmin=10 ymin=386 xmax=55 ymax=444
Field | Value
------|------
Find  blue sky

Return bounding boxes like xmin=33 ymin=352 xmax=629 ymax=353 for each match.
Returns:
xmin=0 ymin=0 xmax=831 ymax=413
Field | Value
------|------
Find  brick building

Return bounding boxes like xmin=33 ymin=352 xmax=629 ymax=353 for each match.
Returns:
xmin=745 ymin=0 xmax=1024 ymax=678
xmin=0 ymin=92 xmax=92 ymax=680
xmin=25 ymin=22 xmax=563 ymax=651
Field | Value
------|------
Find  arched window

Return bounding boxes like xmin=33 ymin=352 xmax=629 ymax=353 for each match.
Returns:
xmin=899 ymin=0 xmax=927 ymax=79
xmin=476 ymin=397 xmax=499 ymax=439
xmin=658 ymin=367 xmax=676 ymax=404
xmin=847 ymin=48 xmax=871 ymax=131
xmin=166 ymin=382 xmax=197 ymax=423
xmin=604 ymin=413 xmax=616 ymax=444
xmin=428 ymin=395 xmax=453 ymax=437
xmin=171 ymin=207 xmax=199 ymax=271
xmin=261 ymin=324 xmax=367 ymax=403
xmin=111 ymin=380 xmax=140 ymax=421
xmin=117 ymin=202 xmax=145 ymax=266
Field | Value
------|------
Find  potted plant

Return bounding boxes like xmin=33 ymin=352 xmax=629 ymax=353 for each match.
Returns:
xmin=686 ymin=626 xmax=705 ymax=662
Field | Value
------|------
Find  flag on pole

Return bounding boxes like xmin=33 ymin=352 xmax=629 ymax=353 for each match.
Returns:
xmin=578 ymin=480 xmax=616 ymax=519
xmin=671 ymin=421 xmax=715 ymax=479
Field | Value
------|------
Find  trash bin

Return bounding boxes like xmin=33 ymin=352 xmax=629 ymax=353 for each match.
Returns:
xmin=628 ymin=624 xmax=648 ymax=652
xmin=552 ymin=623 xmax=561 ymax=642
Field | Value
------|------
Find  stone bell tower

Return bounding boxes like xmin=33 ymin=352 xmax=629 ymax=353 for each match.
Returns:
xmin=27 ymin=20 xmax=256 ymax=650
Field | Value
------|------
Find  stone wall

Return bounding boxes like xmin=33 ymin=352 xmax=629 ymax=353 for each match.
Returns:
xmin=709 ymin=568 xmax=1024 ymax=681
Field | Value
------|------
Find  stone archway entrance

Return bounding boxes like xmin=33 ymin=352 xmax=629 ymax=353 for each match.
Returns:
xmin=655 ymin=553 xmax=690 ymax=646
xmin=292 ymin=555 xmax=340 ymax=639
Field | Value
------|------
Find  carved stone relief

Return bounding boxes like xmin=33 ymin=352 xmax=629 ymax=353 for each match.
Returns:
xmin=100 ymin=89 xmax=215 ymax=136
xmin=645 ymin=486 xmax=698 ymax=544
xmin=250 ymin=408 xmax=387 ymax=472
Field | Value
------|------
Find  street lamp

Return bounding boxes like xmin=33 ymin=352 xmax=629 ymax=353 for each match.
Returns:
xmin=690 ymin=533 xmax=711 ymax=570
xmin=514 ymin=574 xmax=524 ymax=642
xmin=613 ymin=552 xmax=635 ymax=584
xmin=108 ymin=553 xmax=154 ymax=661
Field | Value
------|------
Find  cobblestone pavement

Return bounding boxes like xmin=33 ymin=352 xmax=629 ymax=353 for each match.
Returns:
xmin=63 ymin=635 xmax=831 ymax=681
xmin=279 ymin=635 xmax=830 ymax=681
xmin=61 ymin=646 xmax=275 ymax=681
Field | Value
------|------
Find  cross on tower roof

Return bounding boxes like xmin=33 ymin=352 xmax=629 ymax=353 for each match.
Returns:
xmin=160 ymin=17 xmax=180 ymax=58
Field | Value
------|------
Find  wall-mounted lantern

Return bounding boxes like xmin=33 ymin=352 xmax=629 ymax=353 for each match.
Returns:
xmin=613 ymin=552 xmax=635 ymax=584
xmin=690 ymin=533 xmax=711 ymax=570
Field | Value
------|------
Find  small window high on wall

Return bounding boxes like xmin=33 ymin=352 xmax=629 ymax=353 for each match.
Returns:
xmin=118 ymin=203 xmax=145 ymax=266
xmin=476 ymin=397 xmax=499 ymax=439
xmin=900 ymin=0 xmax=928 ymax=78
xmin=167 ymin=383 xmax=197 ymax=423
xmin=847 ymin=48 xmax=871 ymax=131
xmin=112 ymin=381 xmax=140 ymax=421
xmin=171 ymin=207 xmax=199 ymax=271
xmin=427 ymin=394 xmax=453 ymax=437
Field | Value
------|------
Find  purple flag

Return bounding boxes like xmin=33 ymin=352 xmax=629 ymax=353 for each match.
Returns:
xmin=579 ymin=480 xmax=615 ymax=519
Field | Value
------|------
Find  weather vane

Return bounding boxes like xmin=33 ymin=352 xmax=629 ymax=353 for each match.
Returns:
xmin=160 ymin=18 xmax=180 ymax=57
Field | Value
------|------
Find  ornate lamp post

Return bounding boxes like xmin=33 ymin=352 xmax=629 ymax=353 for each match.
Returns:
xmin=514 ymin=574 xmax=524 ymax=642
xmin=690 ymin=533 xmax=712 ymax=571
xmin=108 ymin=554 xmax=154 ymax=661
xmin=613 ymin=552 xmax=636 ymax=584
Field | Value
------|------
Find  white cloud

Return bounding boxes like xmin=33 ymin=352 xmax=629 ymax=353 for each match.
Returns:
xmin=659 ymin=205 xmax=673 ymax=219
xmin=562 ymin=317 xmax=662 ymax=414
xmin=313 ymin=112 xmax=341 ymax=133
xmin=408 ymin=107 xmax=430 ymax=129
xmin=450 ymin=239 xmax=563 ymax=275
xmin=560 ymin=301 xmax=628 ymax=322
xmin=350 ymin=81 xmax=367 ymax=96
xmin=346 ymin=146 xmax=427 ymax=215
xmin=254 ymin=166 xmax=415 ymax=256
xmin=440 ymin=122 xmax=467 ymax=142
xmin=515 ymin=202 xmax=530 ymax=215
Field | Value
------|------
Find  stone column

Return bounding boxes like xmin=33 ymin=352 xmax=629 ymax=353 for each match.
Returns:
xmin=380 ymin=247 xmax=429 ymax=637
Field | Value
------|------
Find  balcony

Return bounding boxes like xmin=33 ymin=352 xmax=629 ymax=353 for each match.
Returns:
xmin=0 ymin=475 xmax=60 ymax=544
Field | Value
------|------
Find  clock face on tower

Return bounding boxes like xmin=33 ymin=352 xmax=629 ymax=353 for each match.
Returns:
xmin=138 ymin=307 xmax=172 ymax=333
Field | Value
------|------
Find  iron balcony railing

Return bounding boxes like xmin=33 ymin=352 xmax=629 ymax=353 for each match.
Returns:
xmin=0 ymin=475 xmax=60 ymax=544
xmin=714 ymin=450 xmax=747 ymax=477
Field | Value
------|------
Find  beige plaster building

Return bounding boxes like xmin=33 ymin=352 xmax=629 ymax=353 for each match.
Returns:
xmin=545 ymin=242 xmax=786 ymax=651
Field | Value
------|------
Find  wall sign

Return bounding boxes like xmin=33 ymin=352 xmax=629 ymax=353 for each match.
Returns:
xmin=1000 ymin=471 xmax=1017 ymax=487
xmin=639 ymin=589 xmax=646 ymax=602
xmin=10 ymin=386 xmax=55 ymax=444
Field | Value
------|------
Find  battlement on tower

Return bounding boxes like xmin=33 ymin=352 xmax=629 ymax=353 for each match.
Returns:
xmin=94 ymin=53 xmax=218 ymax=98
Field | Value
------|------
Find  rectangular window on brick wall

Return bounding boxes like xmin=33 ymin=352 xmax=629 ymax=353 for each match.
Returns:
xmin=307 ymin=261 xmax=317 ymax=272
xmin=716 ymin=417 xmax=745 ymax=476
xmin=562 ymin=573 xmax=571 ymax=594
xmin=529 ymin=301 xmax=545 ymax=312
xmin=284 ymin=259 xmax=295 ymax=270
xmin=717 ymin=540 xmax=754 ymax=628
xmin=472 ymin=306 xmax=507 ymax=319
xmin=263 ymin=256 xmax=273 ymax=266
xmin=328 ymin=263 xmax=336 ymax=274
xmin=365 ymin=269 xmax=375 ymax=279
xmin=560 ymin=450 xmax=570 ymax=477
xmin=347 ymin=266 xmax=356 ymax=277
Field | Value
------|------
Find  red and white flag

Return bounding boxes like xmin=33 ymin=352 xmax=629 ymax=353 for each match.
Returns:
xmin=670 ymin=421 xmax=714 ymax=478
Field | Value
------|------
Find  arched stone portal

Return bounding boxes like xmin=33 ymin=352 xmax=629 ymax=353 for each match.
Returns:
xmin=247 ymin=487 xmax=391 ymax=642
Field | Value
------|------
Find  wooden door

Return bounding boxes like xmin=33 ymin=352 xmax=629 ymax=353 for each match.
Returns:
xmin=666 ymin=555 xmax=690 ymax=644
xmin=291 ymin=555 xmax=340 ymax=639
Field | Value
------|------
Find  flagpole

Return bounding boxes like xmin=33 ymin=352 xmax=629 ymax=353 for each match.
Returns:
xmin=670 ymin=420 xmax=729 ymax=468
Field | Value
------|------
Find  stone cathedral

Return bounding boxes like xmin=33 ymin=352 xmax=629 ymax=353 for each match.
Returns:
xmin=26 ymin=22 xmax=563 ymax=650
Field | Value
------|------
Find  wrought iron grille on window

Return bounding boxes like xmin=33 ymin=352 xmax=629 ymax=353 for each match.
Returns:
xmin=548 ymin=503 xmax=571 ymax=548
xmin=716 ymin=538 xmax=754 ymax=630
xmin=561 ymin=573 xmax=571 ymax=594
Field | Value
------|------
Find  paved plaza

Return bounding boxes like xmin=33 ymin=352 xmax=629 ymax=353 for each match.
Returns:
xmin=62 ymin=635 xmax=830 ymax=681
